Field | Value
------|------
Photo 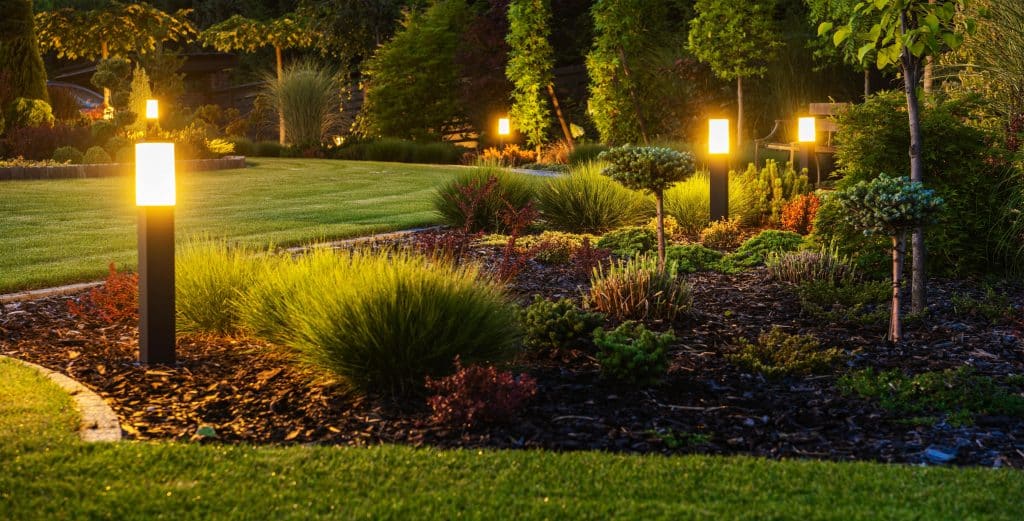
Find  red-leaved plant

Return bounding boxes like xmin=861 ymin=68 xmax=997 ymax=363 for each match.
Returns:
xmin=570 ymin=237 xmax=612 ymax=276
xmin=425 ymin=357 xmax=538 ymax=429
xmin=67 ymin=263 xmax=138 ymax=323
xmin=780 ymin=193 xmax=821 ymax=235
xmin=494 ymin=200 xmax=540 ymax=282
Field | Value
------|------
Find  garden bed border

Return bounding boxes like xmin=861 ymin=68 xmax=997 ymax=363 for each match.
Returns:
xmin=0 ymin=156 xmax=247 ymax=181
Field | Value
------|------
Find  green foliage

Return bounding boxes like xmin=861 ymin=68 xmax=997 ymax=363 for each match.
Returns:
xmin=766 ymin=248 xmax=859 ymax=285
xmin=432 ymin=167 xmax=537 ymax=233
xmin=729 ymin=230 xmax=805 ymax=267
xmin=738 ymin=160 xmax=810 ymax=225
xmin=519 ymin=231 xmax=595 ymax=265
xmin=81 ymin=146 xmax=112 ymax=164
xmin=810 ymin=193 xmax=890 ymax=277
xmin=663 ymin=171 xmax=760 ymax=236
xmin=253 ymin=141 xmax=284 ymax=157
xmin=506 ymin=0 xmax=555 ymax=150
xmin=796 ymin=279 xmax=891 ymax=326
xmin=950 ymin=286 xmax=1014 ymax=323
xmin=4 ymin=97 xmax=54 ymax=128
xmin=699 ymin=218 xmax=744 ymax=251
xmin=175 ymin=239 xmax=258 ymax=335
xmin=36 ymin=3 xmax=197 ymax=62
xmin=51 ymin=146 xmax=83 ymax=164
xmin=728 ymin=327 xmax=845 ymax=379
xmin=126 ymin=66 xmax=153 ymax=137
xmin=567 ymin=144 xmax=608 ymax=165
xmin=536 ymin=161 xmax=653 ymax=234
xmin=839 ymin=367 xmax=1024 ymax=426
xmin=596 ymin=226 xmax=656 ymax=257
xmin=360 ymin=0 xmax=471 ymax=140
xmin=588 ymin=255 xmax=691 ymax=322
xmin=688 ymin=0 xmax=781 ymax=81
xmin=0 ymin=0 xmax=48 ymax=105
xmin=200 ymin=14 xmax=312 ymax=56
xmin=91 ymin=57 xmax=135 ymax=127
xmin=520 ymin=296 xmax=605 ymax=355
xmin=664 ymin=244 xmax=738 ymax=274
xmin=593 ymin=321 xmax=673 ymax=385
xmin=263 ymin=61 xmax=343 ymax=148
xmin=331 ymin=139 xmax=463 ymax=164
xmin=834 ymin=174 xmax=944 ymax=237
xmin=599 ymin=146 xmax=696 ymax=196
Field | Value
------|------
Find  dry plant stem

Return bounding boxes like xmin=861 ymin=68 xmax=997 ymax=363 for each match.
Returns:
xmin=655 ymin=193 xmax=666 ymax=273
xmin=890 ymin=233 xmax=906 ymax=343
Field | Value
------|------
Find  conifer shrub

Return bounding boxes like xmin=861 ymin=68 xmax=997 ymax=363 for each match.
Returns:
xmin=596 ymin=226 xmax=657 ymax=257
xmin=727 ymin=327 xmax=845 ymax=379
xmin=82 ymin=145 xmax=112 ymax=164
xmin=593 ymin=321 xmax=673 ymax=385
xmin=520 ymin=296 xmax=605 ymax=356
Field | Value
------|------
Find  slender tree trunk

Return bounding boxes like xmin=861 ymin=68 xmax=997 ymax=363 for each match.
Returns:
xmin=546 ymin=83 xmax=574 ymax=148
xmin=901 ymin=10 xmax=927 ymax=312
xmin=864 ymin=69 xmax=871 ymax=100
xmin=101 ymin=40 xmax=110 ymax=108
xmin=655 ymin=192 xmax=666 ymax=273
xmin=737 ymin=77 xmax=744 ymax=152
xmin=276 ymin=45 xmax=286 ymax=145
xmin=890 ymin=233 xmax=906 ymax=343
xmin=617 ymin=47 xmax=649 ymax=145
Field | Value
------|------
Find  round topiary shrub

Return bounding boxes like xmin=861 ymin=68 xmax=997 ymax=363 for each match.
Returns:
xmin=82 ymin=145 xmax=112 ymax=164
xmin=52 ymin=146 xmax=84 ymax=164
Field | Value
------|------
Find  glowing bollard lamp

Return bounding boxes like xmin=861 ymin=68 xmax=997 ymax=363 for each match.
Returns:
xmin=797 ymin=116 xmax=817 ymax=185
xmin=708 ymin=118 xmax=730 ymax=221
xmin=136 ymin=111 xmax=176 ymax=364
xmin=497 ymin=117 xmax=510 ymax=147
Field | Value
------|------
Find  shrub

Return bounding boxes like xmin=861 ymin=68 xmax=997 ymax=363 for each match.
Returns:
xmin=737 ymin=160 xmax=810 ymax=224
xmin=114 ymin=146 xmax=134 ymax=164
xmin=796 ymin=280 xmax=891 ymax=326
xmin=432 ymin=167 xmax=537 ymax=233
xmin=2 ymin=122 xmax=92 ymax=160
xmin=67 ymin=263 xmax=137 ymax=324
xmin=278 ymin=249 xmax=522 ymax=395
xmin=728 ymin=229 xmax=804 ymax=267
xmin=780 ymin=192 xmax=821 ymax=235
xmin=175 ymin=240 xmax=258 ymax=335
xmin=51 ymin=146 xmax=83 ymax=164
xmin=519 ymin=231 xmax=589 ymax=265
xmin=838 ymin=366 xmax=1024 ymax=426
xmin=479 ymin=144 xmax=536 ymax=167
xmin=588 ymin=255 xmax=691 ymax=322
xmin=645 ymin=215 xmax=682 ymax=242
xmin=596 ymin=226 xmax=657 ymax=257
xmin=664 ymin=244 xmax=737 ymax=274
xmin=82 ymin=146 xmax=112 ymax=164
xmin=810 ymin=194 xmax=890 ymax=277
xmin=593 ymin=321 xmax=673 ymax=385
xmin=536 ymin=161 xmax=653 ymax=233
xmin=4 ymin=97 xmax=54 ymax=128
xmin=425 ymin=358 xmax=537 ymax=428
xmin=90 ymin=119 xmax=117 ymax=144
xmin=699 ymin=218 xmax=743 ymax=251
xmin=520 ymin=296 xmax=605 ymax=355
xmin=727 ymin=327 xmax=844 ymax=379
xmin=571 ymin=237 xmax=612 ymax=276
xmin=231 ymin=137 xmax=255 ymax=156
xmin=103 ymin=135 xmax=130 ymax=158
xmin=332 ymin=138 xmax=463 ymax=164
xmin=950 ymin=286 xmax=1014 ymax=323
xmin=568 ymin=143 xmax=609 ymax=165
xmin=263 ymin=61 xmax=343 ymax=148
xmin=206 ymin=138 xmax=235 ymax=156
xmin=766 ymin=248 xmax=858 ymax=285
xmin=538 ymin=140 xmax=572 ymax=164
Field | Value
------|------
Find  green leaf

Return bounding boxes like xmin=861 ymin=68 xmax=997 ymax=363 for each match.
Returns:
xmin=942 ymin=32 xmax=963 ymax=50
xmin=833 ymin=26 xmax=851 ymax=46
xmin=925 ymin=13 xmax=939 ymax=33
xmin=817 ymin=22 xmax=833 ymax=37
xmin=858 ymin=42 xmax=876 ymax=63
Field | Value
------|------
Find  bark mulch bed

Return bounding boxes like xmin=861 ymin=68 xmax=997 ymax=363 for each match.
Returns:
xmin=2 ymin=236 xmax=1022 ymax=468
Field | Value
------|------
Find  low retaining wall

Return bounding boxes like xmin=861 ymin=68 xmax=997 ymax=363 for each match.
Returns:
xmin=0 ymin=155 xmax=247 ymax=181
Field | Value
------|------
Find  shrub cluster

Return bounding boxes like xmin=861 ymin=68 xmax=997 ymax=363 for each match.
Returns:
xmin=699 ymin=218 xmax=744 ymax=251
xmin=432 ymin=167 xmax=537 ymax=233
xmin=588 ymin=256 xmax=691 ymax=322
xmin=727 ymin=327 xmax=845 ymax=379
xmin=664 ymin=244 xmax=737 ymax=274
xmin=593 ymin=321 xmax=673 ymax=385
xmin=425 ymin=358 xmax=537 ymax=429
xmin=331 ymin=138 xmax=463 ymax=164
xmin=520 ymin=296 xmax=605 ymax=356
xmin=728 ymin=230 xmax=805 ymax=267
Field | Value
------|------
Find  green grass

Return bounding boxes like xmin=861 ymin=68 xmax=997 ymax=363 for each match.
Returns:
xmin=0 ymin=158 xmax=465 ymax=293
xmin=1 ymin=357 xmax=1023 ymax=519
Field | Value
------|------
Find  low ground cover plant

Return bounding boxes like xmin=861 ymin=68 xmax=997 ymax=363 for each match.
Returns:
xmin=593 ymin=321 xmax=673 ymax=385
xmin=588 ymin=255 xmax=691 ymax=322
xmin=796 ymin=279 xmax=891 ymax=326
xmin=950 ymin=286 xmax=1015 ymax=324
xmin=425 ymin=358 xmax=537 ymax=429
xmin=728 ymin=230 xmax=805 ymax=267
xmin=664 ymin=244 xmax=738 ymax=274
xmin=727 ymin=327 xmax=845 ymax=379
xmin=596 ymin=226 xmax=656 ymax=257
xmin=67 ymin=263 xmax=137 ymax=323
xmin=839 ymin=366 xmax=1024 ymax=426
xmin=520 ymin=296 xmax=605 ymax=356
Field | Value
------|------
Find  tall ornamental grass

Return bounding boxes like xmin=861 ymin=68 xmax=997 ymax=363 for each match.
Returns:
xmin=432 ymin=166 xmax=537 ymax=232
xmin=664 ymin=171 xmax=759 ymax=236
xmin=175 ymin=239 xmax=259 ymax=335
xmin=536 ymin=161 xmax=653 ymax=233
xmin=264 ymin=61 xmax=343 ymax=148
xmin=588 ymin=255 xmax=692 ymax=322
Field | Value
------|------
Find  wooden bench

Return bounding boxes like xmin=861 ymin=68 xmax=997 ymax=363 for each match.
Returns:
xmin=753 ymin=102 xmax=850 ymax=183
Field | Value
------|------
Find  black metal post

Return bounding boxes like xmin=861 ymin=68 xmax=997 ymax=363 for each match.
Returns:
xmin=798 ymin=143 xmax=816 ymax=185
xmin=138 ymin=206 xmax=175 ymax=365
xmin=709 ymin=155 xmax=729 ymax=222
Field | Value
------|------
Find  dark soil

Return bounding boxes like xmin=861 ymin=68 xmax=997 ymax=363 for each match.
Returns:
xmin=2 ymin=232 xmax=1023 ymax=468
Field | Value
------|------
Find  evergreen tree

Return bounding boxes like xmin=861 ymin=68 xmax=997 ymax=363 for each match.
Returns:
xmin=0 ymin=0 xmax=49 ymax=105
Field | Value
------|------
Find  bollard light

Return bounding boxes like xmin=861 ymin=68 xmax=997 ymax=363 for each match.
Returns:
xmin=498 ymin=117 xmax=510 ymax=136
xmin=135 ymin=141 xmax=176 ymax=365
xmin=145 ymin=99 xmax=159 ymax=120
xmin=708 ymin=118 xmax=730 ymax=221
xmin=797 ymin=117 xmax=817 ymax=184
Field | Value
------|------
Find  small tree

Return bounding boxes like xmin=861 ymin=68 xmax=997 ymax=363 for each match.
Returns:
xmin=127 ymin=66 xmax=153 ymax=137
xmin=0 ymin=0 xmax=49 ymax=106
xmin=834 ymin=174 xmax=943 ymax=342
xmin=600 ymin=146 xmax=696 ymax=272
xmin=689 ymin=0 xmax=781 ymax=151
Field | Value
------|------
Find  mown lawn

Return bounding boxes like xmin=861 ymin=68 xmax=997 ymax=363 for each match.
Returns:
xmin=1 ymin=358 xmax=1022 ymax=520
xmin=0 ymin=158 xmax=463 ymax=293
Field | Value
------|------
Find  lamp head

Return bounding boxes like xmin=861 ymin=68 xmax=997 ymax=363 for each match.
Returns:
xmin=145 ymin=99 xmax=159 ymax=121
xmin=498 ymin=117 xmax=510 ymax=136
xmin=135 ymin=142 xmax=175 ymax=206
xmin=708 ymin=118 xmax=729 ymax=155
xmin=798 ymin=117 xmax=816 ymax=143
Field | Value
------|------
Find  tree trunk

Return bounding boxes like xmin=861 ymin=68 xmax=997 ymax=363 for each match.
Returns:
xmin=901 ymin=10 xmax=927 ymax=312
xmin=923 ymin=0 xmax=936 ymax=93
xmin=276 ymin=45 xmax=286 ymax=146
xmin=546 ymin=83 xmax=574 ymax=148
xmin=890 ymin=233 xmax=906 ymax=343
xmin=863 ymin=69 xmax=871 ymax=100
xmin=617 ymin=47 xmax=649 ymax=145
xmin=736 ymin=77 xmax=744 ymax=152
xmin=101 ymin=40 xmax=110 ymax=108
xmin=655 ymin=192 xmax=666 ymax=273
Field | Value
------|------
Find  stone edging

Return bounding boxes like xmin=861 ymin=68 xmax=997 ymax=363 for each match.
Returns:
xmin=1 ymin=355 xmax=121 ymax=443
xmin=0 ymin=155 xmax=247 ymax=181
xmin=0 ymin=281 xmax=103 ymax=305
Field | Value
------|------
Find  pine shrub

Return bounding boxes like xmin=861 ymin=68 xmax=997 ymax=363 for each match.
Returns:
xmin=593 ymin=321 xmax=673 ymax=385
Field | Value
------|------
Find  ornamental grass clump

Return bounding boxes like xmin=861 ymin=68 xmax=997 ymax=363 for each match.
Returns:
xmin=536 ymin=161 xmax=652 ymax=233
xmin=263 ymin=61 xmax=343 ymax=148
xmin=600 ymin=146 xmax=697 ymax=272
xmin=432 ymin=167 xmax=537 ymax=233
xmin=175 ymin=239 xmax=260 ymax=335
xmin=588 ymin=255 xmax=691 ymax=322
xmin=767 ymin=247 xmax=859 ymax=285
xmin=833 ymin=174 xmax=944 ymax=342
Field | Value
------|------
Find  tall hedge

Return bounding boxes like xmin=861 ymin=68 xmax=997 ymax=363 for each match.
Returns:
xmin=0 ymin=0 xmax=49 ymax=106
